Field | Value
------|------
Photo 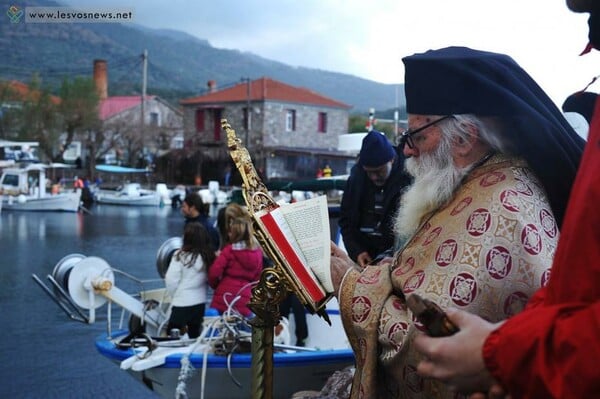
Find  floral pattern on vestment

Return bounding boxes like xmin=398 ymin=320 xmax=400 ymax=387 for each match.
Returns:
xmin=339 ymin=155 xmax=557 ymax=399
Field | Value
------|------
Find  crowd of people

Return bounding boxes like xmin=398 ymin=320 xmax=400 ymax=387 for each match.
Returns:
xmin=326 ymin=2 xmax=597 ymax=399
xmin=165 ymin=197 xmax=265 ymax=336
xmin=166 ymin=188 xmax=313 ymax=346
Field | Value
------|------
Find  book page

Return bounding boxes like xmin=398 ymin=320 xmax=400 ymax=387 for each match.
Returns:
xmin=255 ymin=207 xmax=326 ymax=303
xmin=278 ymin=196 xmax=333 ymax=292
xmin=267 ymin=208 xmax=310 ymax=267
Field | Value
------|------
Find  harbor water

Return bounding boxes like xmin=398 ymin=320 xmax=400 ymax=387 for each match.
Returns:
xmin=0 ymin=205 xmax=186 ymax=398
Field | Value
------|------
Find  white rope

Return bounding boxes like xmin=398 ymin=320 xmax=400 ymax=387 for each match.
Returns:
xmin=174 ymin=315 xmax=221 ymax=399
xmin=200 ymin=343 xmax=209 ymax=399
xmin=173 ymin=280 xmax=259 ymax=399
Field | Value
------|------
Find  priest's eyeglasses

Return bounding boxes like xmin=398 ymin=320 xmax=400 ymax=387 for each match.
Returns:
xmin=398 ymin=115 xmax=454 ymax=149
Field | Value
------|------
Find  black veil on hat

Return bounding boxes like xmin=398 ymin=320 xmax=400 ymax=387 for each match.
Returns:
xmin=402 ymin=46 xmax=585 ymax=228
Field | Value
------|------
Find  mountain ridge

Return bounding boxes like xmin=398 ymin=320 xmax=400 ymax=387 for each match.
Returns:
xmin=0 ymin=0 xmax=405 ymax=113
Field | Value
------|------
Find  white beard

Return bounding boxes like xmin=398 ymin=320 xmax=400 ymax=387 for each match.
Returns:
xmin=394 ymin=139 xmax=469 ymax=241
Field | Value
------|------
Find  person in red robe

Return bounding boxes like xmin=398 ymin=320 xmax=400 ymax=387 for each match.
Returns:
xmin=413 ymin=1 xmax=600 ymax=398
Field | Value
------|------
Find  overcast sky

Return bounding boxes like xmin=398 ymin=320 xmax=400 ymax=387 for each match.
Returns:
xmin=64 ymin=0 xmax=600 ymax=107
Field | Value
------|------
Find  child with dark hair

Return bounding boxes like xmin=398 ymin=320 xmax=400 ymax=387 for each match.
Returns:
xmin=208 ymin=204 xmax=263 ymax=316
xmin=165 ymin=222 xmax=216 ymax=338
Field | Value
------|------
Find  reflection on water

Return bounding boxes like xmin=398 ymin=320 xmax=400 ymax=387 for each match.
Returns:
xmin=0 ymin=205 xmax=189 ymax=399
xmin=94 ymin=203 xmax=174 ymax=219
xmin=0 ymin=210 xmax=80 ymax=240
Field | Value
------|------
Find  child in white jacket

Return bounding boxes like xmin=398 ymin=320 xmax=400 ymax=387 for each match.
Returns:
xmin=165 ymin=222 xmax=216 ymax=338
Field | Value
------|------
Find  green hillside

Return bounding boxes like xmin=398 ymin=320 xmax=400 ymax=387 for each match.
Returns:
xmin=0 ymin=0 xmax=405 ymax=113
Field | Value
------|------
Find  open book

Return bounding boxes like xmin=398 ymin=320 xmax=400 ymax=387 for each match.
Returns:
xmin=254 ymin=195 xmax=333 ymax=306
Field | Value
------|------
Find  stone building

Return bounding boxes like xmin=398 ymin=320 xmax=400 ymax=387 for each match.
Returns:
xmin=180 ymin=77 xmax=353 ymax=184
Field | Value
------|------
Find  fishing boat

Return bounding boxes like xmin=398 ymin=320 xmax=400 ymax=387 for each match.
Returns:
xmin=32 ymin=240 xmax=354 ymax=399
xmin=94 ymin=182 xmax=166 ymax=206
xmin=93 ymin=165 xmax=171 ymax=206
xmin=0 ymin=163 xmax=81 ymax=212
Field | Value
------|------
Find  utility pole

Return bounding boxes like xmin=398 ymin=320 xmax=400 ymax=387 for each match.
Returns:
xmin=141 ymin=49 xmax=148 ymax=168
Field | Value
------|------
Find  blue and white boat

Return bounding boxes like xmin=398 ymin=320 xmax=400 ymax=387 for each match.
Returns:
xmin=96 ymin=307 xmax=352 ymax=399
xmin=93 ymin=165 xmax=171 ymax=206
xmin=33 ymin=241 xmax=353 ymax=399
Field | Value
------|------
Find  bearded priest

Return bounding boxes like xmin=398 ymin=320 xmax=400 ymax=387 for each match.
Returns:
xmin=329 ymin=46 xmax=585 ymax=399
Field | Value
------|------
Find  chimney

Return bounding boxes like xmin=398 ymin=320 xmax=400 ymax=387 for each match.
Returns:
xmin=207 ymin=80 xmax=217 ymax=93
xmin=93 ymin=59 xmax=108 ymax=100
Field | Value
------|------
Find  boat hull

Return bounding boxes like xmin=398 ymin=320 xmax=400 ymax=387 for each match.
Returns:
xmin=2 ymin=192 xmax=80 ymax=212
xmin=95 ymin=308 xmax=354 ymax=398
xmin=95 ymin=193 xmax=161 ymax=206
xmin=98 ymin=341 xmax=353 ymax=399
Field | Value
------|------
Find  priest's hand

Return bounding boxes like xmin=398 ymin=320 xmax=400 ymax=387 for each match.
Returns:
xmin=330 ymin=241 xmax=357 ymax=297
xmin=413 ymin=308 xmax=505 ymax=395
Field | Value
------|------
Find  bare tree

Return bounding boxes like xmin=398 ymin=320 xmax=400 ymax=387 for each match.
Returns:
xmin=57 ymin=77 xmax=100 ymax=166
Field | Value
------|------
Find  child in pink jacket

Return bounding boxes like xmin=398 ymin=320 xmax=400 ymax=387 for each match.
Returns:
xmin=208 ymin=205 xmax=263 ymax=316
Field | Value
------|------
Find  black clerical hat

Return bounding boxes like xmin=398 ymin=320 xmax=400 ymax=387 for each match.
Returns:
xmin=402 ymin=46 xmax=585 ymax=227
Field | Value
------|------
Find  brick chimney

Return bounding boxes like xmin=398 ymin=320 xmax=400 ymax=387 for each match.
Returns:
xmin=93 ymin=59 xmax=108 ymax=100
xmin=207 ymin=80 xmax=217 ymax=93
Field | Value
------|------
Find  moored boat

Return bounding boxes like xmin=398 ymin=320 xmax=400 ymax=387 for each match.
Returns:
xmin=96 ymin=306 xmax=351 ymax=399
xmin=32 ymin=242 xmax=353 ymax=399
xmin=95 ymin=182 xmax=163 ymax=206
xmin=94 ymin=165 xmax=171 ymax=206
xmin=0 ymin=164 xmax=81 ymax=212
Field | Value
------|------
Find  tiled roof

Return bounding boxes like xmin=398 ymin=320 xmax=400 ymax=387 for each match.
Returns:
xmin=99 ymin=95 xmax=155 ymax=120
xmin=180 ymin=77 xmax=350 ymax=109
xmin=0 ymin=80 xmax=61 ymax=104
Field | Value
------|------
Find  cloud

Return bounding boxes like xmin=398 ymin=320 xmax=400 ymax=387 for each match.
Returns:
xmin=64 ymin=0 xmax=600 ymax=105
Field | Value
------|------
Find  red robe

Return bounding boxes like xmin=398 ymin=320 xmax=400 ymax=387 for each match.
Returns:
xmin=483 ymin=99 xmax=600 ymax=398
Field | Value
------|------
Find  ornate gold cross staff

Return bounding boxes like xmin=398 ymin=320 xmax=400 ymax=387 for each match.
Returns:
xmin=222 ymin=119 xmax=330 ymax=398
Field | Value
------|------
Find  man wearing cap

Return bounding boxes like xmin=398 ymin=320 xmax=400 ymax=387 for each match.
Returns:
xmin=338 ymin=130 xmax=411 ymax=268
xmin=411 ymin=2 xmax=600 ymax=398
xmin=329 ymin=46 xmax=584 ymax=399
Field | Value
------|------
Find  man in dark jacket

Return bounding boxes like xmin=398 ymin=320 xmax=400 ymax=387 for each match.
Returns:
xmin=338 ymin=130 xmax=411 ymax=267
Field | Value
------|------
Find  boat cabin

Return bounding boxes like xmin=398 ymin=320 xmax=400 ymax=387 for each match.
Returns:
xmin=0 ymin=164 xmax=47 ymax=197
